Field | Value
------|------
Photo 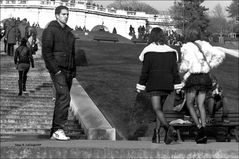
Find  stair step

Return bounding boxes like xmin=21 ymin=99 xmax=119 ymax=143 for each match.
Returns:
xmin=0 ymin=83 xmax=52 ymax=87
xmin=2 ymin=114 xmax=54 ymax=119
xmin=0 ymin=74 xmax=50 ymax=78
xmin=0 ymin=111 xmax=53 ymax=116
xmin=0 ymin=106 xmax=54 ymax=111
xmin=0 ymin=88 xmax=52 ymax=92
xmin=0 ymin=128 xmax=50 ymax=134
xmin=0 ymin=124 xmax=52 ymax=129
xmin=0 ymin=118 xmax=77 ymax=125
xmin=0 ymin=118 xmax=53 ymax=124
xmin=0 ymin=127 xmax=83 ymax=134
xmin=0 ymin=96 xmax=52 ymax=101
xmin=0 ymin=133 xmax=87 ymax=141
xmin=1 ymin=89 xmax=53 ymax=93
xmin=0 ymin=123 xmax=80 ymax=129
xmin=1 ymin=101 xmax=54 ymax=106
xmin=1 ymin=94 xmax=53 ymax=98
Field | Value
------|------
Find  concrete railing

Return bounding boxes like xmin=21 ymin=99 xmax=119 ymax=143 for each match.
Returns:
xmin=70 ymin=79 xmax=116 ymax=140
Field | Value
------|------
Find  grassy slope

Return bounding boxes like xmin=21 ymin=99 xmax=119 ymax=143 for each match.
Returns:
xmin=75 ymin=40 xmax=239 ymax=139
xmin=75 ymin=41 xmax=145 ymax=139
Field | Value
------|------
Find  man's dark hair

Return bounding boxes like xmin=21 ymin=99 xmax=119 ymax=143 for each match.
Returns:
xmin=55 ymin=5 xmax=69 ymax=15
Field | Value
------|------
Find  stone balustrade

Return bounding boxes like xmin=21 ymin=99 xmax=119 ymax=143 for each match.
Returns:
xmin=0 ymin=0 xmax=170 ymax=20
xmin=0 ymin=0 xmax=175 ymax=38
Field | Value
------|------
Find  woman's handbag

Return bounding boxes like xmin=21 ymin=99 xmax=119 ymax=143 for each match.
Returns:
xmin=32 ymin=43 xmax=38 ymax=52
xmin=173 ymin=89 xmax=186 ymax=112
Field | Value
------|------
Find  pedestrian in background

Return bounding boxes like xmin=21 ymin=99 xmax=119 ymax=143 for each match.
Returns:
xmin=18 ymin=18 xmax=30 ymax=40
xmin=205 ymin=75 xmax=230 ymax=124
xmin=42 ymin=5 xmax=76 ymax=141
xmin=5 ymin=18 xmax=18 ymax=56
xmin=136 ymin=27 xmax=181 ymax=144
xmin=14 ymin=38 xmax=34 ymax=96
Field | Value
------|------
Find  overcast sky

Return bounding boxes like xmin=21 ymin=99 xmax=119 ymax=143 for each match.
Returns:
xmin=95 ymin=0 xmax=232 ymax=16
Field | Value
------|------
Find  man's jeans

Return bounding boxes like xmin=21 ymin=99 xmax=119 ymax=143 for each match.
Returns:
xmin=50 ymin=69 xmax=74 ymax=136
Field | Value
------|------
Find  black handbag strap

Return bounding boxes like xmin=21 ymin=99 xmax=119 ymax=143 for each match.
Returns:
xmin=193 ymin=42 xmax=212 ymax=69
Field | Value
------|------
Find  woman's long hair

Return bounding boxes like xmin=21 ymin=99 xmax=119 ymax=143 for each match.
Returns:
xmin=20 ymin=37 xmax=27 ymax=47
xmin=147 ymin=27 xmax=166 ymax=45
xmin=184 ymin=24 xmax=208 ymax=42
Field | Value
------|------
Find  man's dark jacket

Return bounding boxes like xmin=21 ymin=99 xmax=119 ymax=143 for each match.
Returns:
xmin=42 ymin=20 xmax=76 ymax=76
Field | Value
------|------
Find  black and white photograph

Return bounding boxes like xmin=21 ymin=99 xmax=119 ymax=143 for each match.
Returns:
xmin=0 ymin=0 xmax=238 ymax=158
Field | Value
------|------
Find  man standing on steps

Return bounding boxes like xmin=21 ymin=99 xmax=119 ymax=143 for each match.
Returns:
xmin=42 ymin=5 xmax=76 ymax=141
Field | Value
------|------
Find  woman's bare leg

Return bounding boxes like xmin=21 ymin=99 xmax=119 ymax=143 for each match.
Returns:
xmin=197 ymin=91 xmax=206 ymax=127
xmin=186 ymin=91 xmax=201 ymax=128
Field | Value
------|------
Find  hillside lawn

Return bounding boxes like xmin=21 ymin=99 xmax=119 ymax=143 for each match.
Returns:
xmin=75 ymin=40 xmax=238 ymax=140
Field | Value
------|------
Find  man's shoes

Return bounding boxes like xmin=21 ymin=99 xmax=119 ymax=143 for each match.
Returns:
xmin=164 ymin=126 xmax=177 ymax=144
xmin=18 ymin=93 xmax=22 ymax=96
xmin=195 ymin=127 xmax=207 ymax=144
xmin=50 ymin=129 xmax=70 ymax=141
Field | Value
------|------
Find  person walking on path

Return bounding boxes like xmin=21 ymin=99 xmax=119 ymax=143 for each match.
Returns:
xmin=42 ymin=5 xmax=76 ymax=141
xmin=179 ymin=27 xmax=225 ymax=144
xmin=14 ymin=38 xmax=34 ymax=96
xmin=136 ymin=27 xmax=181 ymax=144
xmin=18 ymin=18 xmax=30 ymax=41
xmin=5 ymin=18 xmax=19 ymax=56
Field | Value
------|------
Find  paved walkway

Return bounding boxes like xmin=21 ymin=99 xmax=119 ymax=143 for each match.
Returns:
xmin=1 ymin=139 xmax=239 ymax=159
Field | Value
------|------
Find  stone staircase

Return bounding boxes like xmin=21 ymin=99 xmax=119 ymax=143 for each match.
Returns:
xmin=0 ymin=55 xmax=85 ymax=139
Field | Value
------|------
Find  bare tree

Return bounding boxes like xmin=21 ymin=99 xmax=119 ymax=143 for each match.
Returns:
xmin=207 ymin=4 xmax=228 ymax=35
xmin=213 ymin=4 xmax=225 ymax=18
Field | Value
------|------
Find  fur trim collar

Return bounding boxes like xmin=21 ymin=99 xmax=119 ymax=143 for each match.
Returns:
xmin=139 ymin=43 xmax=178 ymax=62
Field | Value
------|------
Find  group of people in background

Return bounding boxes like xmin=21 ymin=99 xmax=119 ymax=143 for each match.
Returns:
xmin=1 ymin=17 xmax=39 ymax=96
xmin=1 ymin=17 xmax=39 ymax=56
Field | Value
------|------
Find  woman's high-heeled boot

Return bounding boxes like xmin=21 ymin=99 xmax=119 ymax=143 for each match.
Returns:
xmin=195 ymin=127 xmax=207 ymax=144
xmin=152 ymin=129 xmax=160 ymax=143
xmin=18 ymin=80 xmax=22 ymax=96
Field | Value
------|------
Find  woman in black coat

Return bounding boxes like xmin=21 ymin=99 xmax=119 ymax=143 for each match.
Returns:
xmin=136 ymin=27 xmax=181 ymax=144
xmin=14 ymin=38 xmax=34 ymax=96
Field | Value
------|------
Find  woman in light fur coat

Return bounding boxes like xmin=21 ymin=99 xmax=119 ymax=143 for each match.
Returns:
xmin=179 ymin=28 xmax=225 ymax=144
xmin=136 ymin=27 xmax=181 ymax=144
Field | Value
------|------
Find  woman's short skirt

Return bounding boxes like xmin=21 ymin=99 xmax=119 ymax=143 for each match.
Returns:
xmin=17 ymin=63 xmax=30 ymax=71
xmin=183 ymin=73 xmax=212 ymax=92
xmin=148 ymin=90 xmax=171 ymax=97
